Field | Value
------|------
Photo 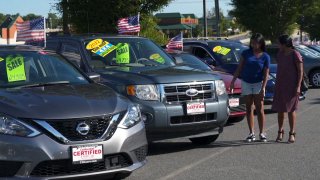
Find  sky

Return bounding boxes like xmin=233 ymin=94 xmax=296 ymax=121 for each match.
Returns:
xmin=157 ymin=0 xmax=233 ymax=17
xmin=0 ymin=0 xmax=233 ymax=17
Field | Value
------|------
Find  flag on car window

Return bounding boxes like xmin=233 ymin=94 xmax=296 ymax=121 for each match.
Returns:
xmin=166 ymin=33 xmax=183 ymax=50
xmin=117 ymin=15 xmax=140 ymax=34
xmin=16 ymin=17 xmax=45 ymax=42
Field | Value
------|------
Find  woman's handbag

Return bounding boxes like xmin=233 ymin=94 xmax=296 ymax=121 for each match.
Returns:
xmin=300 ymin=72 xmax=309 ymax=92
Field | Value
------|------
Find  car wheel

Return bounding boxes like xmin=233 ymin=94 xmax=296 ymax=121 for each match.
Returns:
xmin=189 ymin=134 xmax=219 ymax=145
xmin=310 ymin=70 xmax=320 ymax=88
xmin=228 ymin=116 xmax=245 ymax=123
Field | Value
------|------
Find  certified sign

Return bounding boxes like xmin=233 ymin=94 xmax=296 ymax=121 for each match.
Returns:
xmin=187 ymin=102 xmax=205 ymax=115
xmin=72 ymin=145 xmax=103 ymax=164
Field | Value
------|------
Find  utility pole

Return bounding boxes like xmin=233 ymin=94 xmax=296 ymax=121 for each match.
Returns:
xmin=215 ymin=0 xmax=220 ymax=37
xmin=203 ymin=0 xmax=207 ymax=37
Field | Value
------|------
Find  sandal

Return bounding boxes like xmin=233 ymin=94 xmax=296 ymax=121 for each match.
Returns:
xmin=288 ymin=131 xmax=296 ymax=143
xmin=276 ymin=130 xmax=284 ymax=142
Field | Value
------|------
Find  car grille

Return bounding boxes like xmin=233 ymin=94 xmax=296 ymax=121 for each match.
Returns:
xmin=133 ymin=145 xmax=148 ymax=162
xmin=170 ymin=113 xmax=216 ymax=124
xmin=30 ymin=154 xmax=132 ymax=177
xmin=162 ymin=82 xmax=215 ymax=103
xmin=46 ymin=116 xmax=112 ymax=141
xmin=0 ymin=161 xmax=23 ymax=177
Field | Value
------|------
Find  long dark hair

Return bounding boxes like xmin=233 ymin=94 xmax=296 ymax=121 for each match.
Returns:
xmin=249 ymin=33 xmax=266 ymax=52
xmin=278 ymin=34 xmax=294 ymax=49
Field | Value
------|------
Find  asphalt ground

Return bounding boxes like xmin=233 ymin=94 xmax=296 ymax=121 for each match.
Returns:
xmin=126 ymin=88 xmax=320 ymax=180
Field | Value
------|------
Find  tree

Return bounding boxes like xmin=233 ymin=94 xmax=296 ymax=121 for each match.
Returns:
xmin=230 ymin=0 xmax=302 ymax=42
xmin=47 ymin=13 xmax=61 ymax=29
xmin=300 ymin=1 xmax=320 ymax=40
xmin=0 ymin=13 xmax=7 ymax=24
xmin=55 ymin=0 xmax=173 ymax=33
xmin=23 ymin=13 xmax=41 ymax=21
xmin=140 ymin=15 xmax=168 ymax=45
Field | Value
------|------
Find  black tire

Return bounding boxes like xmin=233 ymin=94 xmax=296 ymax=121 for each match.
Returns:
xmin=189 ymin=134 xmax=219 ymax=145
xmin=310 ymin=70 xmax=320 ymax=88
xmin=228 ymin=116 xmax=245 ymax=123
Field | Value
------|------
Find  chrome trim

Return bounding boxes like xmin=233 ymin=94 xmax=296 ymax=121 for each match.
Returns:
xmin=34 ymin=120 xmax=70 ymax=144
xmin=34 ymin=114 xmax=121 ymax=144
xmin=159 ymin=81 xmax=216 ymax=103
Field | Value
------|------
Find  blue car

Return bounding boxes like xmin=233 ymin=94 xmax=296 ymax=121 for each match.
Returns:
xmin=183 ymin=39 xmax=276 ymax=103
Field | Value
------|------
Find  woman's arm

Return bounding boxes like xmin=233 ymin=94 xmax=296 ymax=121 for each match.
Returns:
xmin=296 ymin=59 xmax=303 ymax=95
xmin=260 ymin=67 xmax=269 ymax=98
xmin=230 ymin=56 xmax=244 ymax=91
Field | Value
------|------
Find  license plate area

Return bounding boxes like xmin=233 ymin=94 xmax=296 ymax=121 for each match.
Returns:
xmin=71 ymin=144 xmax=103 ymax=164
xmin=229 ymin=98 xmax=239 ymax=107
xmin=186 ymin=102 xmax=206 ymax=115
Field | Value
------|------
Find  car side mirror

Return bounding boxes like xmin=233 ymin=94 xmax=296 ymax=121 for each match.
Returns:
xmin=87 ymin=72 xmax=101 ymax=82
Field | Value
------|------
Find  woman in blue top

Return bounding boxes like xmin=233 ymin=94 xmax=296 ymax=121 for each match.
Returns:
xmin=230 ymin=33 xmax=270 ymax=142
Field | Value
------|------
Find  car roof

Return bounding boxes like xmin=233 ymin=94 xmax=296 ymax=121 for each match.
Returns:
xmin=0 ymin=45 xmax=55 ymax=53
xmin=183 ymin=39 xmax=244 ymax=46
xmin=47 ymin=34 xmax=149 ymax=42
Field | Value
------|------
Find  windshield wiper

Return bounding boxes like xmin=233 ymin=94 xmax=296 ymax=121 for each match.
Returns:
xmin=16 ymin=81 xmax=71 ymax=88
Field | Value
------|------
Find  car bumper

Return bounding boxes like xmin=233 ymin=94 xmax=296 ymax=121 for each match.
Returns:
xmin=0 ymin=121 xmax=147 ymax=179
xmin=131 ymin=97 xmax=229 ymax=141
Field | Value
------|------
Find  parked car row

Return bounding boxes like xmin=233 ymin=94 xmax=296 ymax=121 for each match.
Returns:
xmin=0 ymin=35 xmax=231 ymax=179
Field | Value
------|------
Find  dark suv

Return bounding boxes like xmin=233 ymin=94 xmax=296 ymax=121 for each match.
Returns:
xmin=46 ymin=35 xmax=230 ymax=145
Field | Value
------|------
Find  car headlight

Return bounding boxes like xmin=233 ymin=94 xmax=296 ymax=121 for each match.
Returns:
xmin=118 ymin=105 xmax=142 ymax=129
xmin=0 ymin=115 xmax=40 ymax=137
xmin=215 ymin=80 xmax=227 ymax=96
xmin=127 ymin=85 xmax=159 ymax=101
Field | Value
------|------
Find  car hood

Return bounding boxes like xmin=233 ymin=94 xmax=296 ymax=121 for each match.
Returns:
xmin=98 ymin=66 xmax=220 ymax=85
xmin=0 ymin=84 xmax=129 ymax=119
xmin=213 ymin=71 xmax=241 ymax=94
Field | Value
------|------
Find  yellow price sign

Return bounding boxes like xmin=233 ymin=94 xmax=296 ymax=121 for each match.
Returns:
xmin=86 ymin=39 xmax=103 ymax=50
xmin=6 ymin=55 xmax=26 ymax=82
xmin=150 ymin=53 xmax=165 ymax=64
xmin=116 ymin=43 xmax=130 ymax=64
xmin=213 ymin=46 xmax=231 ymax=55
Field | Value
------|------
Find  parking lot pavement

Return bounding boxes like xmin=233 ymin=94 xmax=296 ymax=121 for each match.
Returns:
xmin=126 ymin=88 xmax=320 ymax=180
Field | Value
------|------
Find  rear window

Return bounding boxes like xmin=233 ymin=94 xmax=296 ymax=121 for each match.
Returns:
xmin=84 ymin=38 xmax=175 ymax=70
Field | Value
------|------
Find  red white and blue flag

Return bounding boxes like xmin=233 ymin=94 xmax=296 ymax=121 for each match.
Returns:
xmin=166 ymin=33 xmax=183 ymax=50
xmin=16 ymin=17 xmax=45 ymax=42
xmin=117 ymin=15 xmax=140 ymax=34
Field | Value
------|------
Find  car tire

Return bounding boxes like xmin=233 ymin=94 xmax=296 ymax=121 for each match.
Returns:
xmin=189 ymin=134 xmax=219 ymax=145
xmin=228 ymin=116 xmax=245 ymax=123
xmin=310 ymin=70 xmax=320 ymax=88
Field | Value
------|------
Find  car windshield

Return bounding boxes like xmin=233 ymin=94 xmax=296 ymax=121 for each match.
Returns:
xmin=310 ymin=45 xmax=320 ymax=52
xmin=295 ymin=46 xmax=319 ymax=58
xmin=0 ymin=51 xmax=88 ymax=88
xmin=173 ymin=53 xmax=212 ymax=72
xmin=208 ymin=42 xmax=248 ymax=64
xmin=298 ymin=45 xmax=320 ymax=57
xmin=84 ymin=38 xmax=175 ymax=69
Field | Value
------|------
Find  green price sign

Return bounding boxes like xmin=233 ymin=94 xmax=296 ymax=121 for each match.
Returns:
xmin=116 ymin=43 xmax=130 ymax=64
xmin=6 ymin=55 xmax=26 ymax=82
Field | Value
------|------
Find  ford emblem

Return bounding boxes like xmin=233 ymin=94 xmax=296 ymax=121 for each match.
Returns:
xmin=76 ymin=122 xmax=90 ymax=136
xmin=186 ymin=88 xmax=199 ymax=97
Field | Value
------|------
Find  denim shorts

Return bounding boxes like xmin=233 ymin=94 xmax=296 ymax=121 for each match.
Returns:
xmin=241 ymin=81 xmax=262 ymax=96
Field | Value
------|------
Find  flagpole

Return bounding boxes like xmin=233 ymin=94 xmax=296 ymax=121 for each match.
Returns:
xmin=43 ymin=17 xmax=47 ymax=48
xmin=137 ymin=12 xmax=140 ymax=36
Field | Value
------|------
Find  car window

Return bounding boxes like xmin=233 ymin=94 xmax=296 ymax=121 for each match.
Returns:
xmin=0 ymin=51 xmax=88 ymax=88
xmin=84 ymin=38 xmax=175 ymax=69
xmin=208 ymin=42 xmax=248 ymax=64
xmin=175 ymin=54 xmax=212 ymax=71
xmin=60 ymin=43 xmax=83 ymax=68
xmin=46 ymin=40 xmax=59 ymax=51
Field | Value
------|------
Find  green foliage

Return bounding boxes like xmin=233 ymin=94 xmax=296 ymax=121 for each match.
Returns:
xmin=22 ymin=13 xmax=41 ymax=21
xmin=0 ymin=13 xmax=7 ymax=25
xmin=140 ymin=15 xmax=168 ymax=45
xmin=56 ymin=0 xmax=172 ymax=33
xmin=230 ymin=0 xmax=301 ymax=42
xmin=301 ymin=1 xmax=320 ymax=40
xmin=47 ymin=13 xmax=62 ymax=29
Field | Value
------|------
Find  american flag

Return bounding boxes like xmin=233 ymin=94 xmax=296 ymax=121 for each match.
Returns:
xmin=117 ymin=15 xmax=140 ymax=34
xmin=166 ymin=33 xmax=183 ymax=50
xmin=16 ymin=17 xmax=45 ymax=42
